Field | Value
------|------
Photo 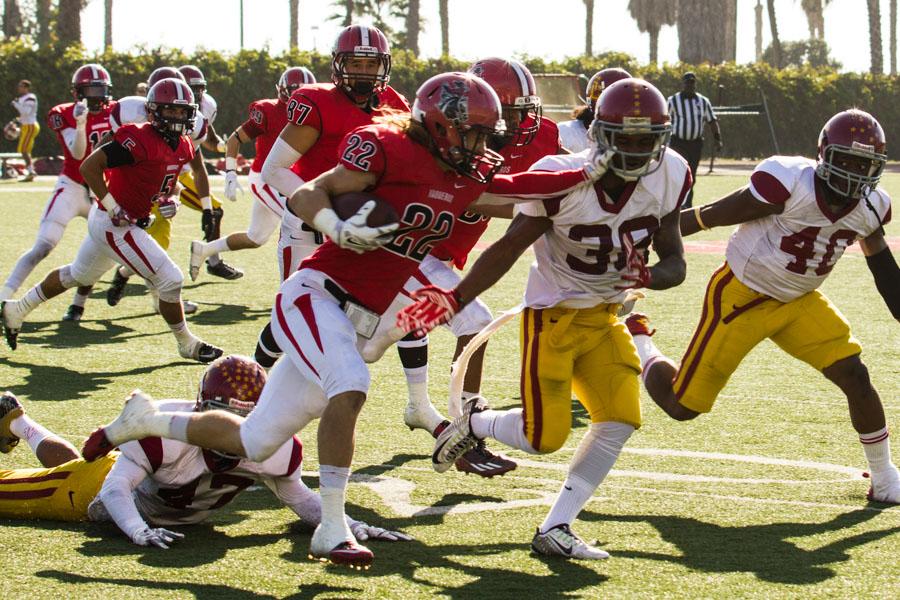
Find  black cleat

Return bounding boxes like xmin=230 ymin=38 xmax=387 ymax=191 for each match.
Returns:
xmin=62 ymin=304 xmax=84 ymax=322
xmin=107 ymin=270 xmax=129 ymax=306
xmin=206 ymin=261 xmax=244 ymax=280
xmin=1 ymin=301 xmax=18 ymax=350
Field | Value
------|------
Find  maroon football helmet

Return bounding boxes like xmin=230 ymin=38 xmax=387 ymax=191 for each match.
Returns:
xmin=146 ymin=78 xmax=196 ymax=141
xmin=147 ymin=66 xmax=186 ymax=88
xmin=179 ymin=65 xmax=207 ymax=102
xmin=468 ymin=57 xmax=542 ymax=147
xmin=277 ymin=66 xmax=316 ymax=103
xmin=412 ymin=72 xmax=506 ymax=183
xmin=585 ymin=68 xmax=632 ymax=111
xmin=816 ymin=109 xmax=887 ymax=200
xmin=196 ymin=355 xmax=267 ymax=417
xmin=71 ymin=64 xmax=113 ymax=112
xmin=331 ymin=24 xmax=391 ymax=103
xmin=590 ymin=78 xmax=671 ymax=180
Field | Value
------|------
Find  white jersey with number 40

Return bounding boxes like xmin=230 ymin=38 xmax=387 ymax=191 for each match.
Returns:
xmin=516 ymin=149 xmax=691 ymax=309
xmin=727 ymin=156 xmax=892 ymax=303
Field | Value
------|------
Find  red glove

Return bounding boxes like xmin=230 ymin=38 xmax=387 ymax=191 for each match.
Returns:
xmin=395 ymin=285 xmax=463 ymax=337
xmin=615 ymin=233 xmax=652 ymax=290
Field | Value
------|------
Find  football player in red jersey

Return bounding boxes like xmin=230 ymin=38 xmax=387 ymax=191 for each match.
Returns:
xmin=0 ymin=65 xmax=116 ymax=322
xmin=189 ymin=67 xmax=317 ymax=271
xmin=626 ymin=109 xmax=900 ymax=504
xmin=0 ymin=79 xmax=223 ymax=363
xmin=401 ymin=58 xmax=565 ymax=478
xmin=81 ymin=72 xmax=603 ymax=568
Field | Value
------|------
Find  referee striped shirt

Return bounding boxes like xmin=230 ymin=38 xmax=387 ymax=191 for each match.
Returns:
xmin=667 ymin=92 xmax=716 ymax=140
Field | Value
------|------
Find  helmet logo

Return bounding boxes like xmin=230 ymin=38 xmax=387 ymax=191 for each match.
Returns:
xmin=438 ymin=80 xmax=469 ymax=125
xmin=470 ymin=64 xmax=485 ymax=78
xmin=851 ymin=141 xmax=875 ymax=152
xmin=353 ymin=45 xmax=379 ymax=54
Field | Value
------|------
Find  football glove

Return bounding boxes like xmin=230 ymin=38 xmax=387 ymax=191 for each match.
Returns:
xmin=201 ymin=208 xmax=223 ymax=242
xmin=131 ymin=526 xmax=185 ymax=549
xmin=108 ymin=204 xmax=138 ymax=228
xmin=586 ymin=148 xmax=616 ymax=181
xmin=314 ymin=201 xmax=399 ymax=254
xmin=395 ymin=285 xmax=463 ymax=337
xmin=73 ymin=100 xmax=88 ymax=126
xmin=350 ymin=520 xmax=413 ymax=542
xmin=223 ymin=170 xmax=243 ymax=202
xmin=156 ymin=196 xmax=179 ymax=219
xmin=615 ymin=233 xmax=652 ymax=290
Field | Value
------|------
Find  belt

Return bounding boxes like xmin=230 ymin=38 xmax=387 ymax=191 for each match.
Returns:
xmin=323 ymin=278 xmax=366 ymax=311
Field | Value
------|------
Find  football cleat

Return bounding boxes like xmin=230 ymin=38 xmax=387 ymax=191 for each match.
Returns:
xmin=432 ymin=396 xmax=486 ymax=473
xmin=531 ymin=524 xmax=610 ymax=560
xmin=19 ymin=172 xmax=35 ymax=183
xmin=403 ymin=399 xmax=446 ymax=434
xmin=206 ymin=260 xmax=244 ymax=280
xmin=309 ymin=521 xmax=373 ymax=569
xmin=624 ymin=312 xmax=656 ymax=337
xmin=179 ymin=339 xmax=224 ymax=364
xmin=455 ymin=440 xmax=517 ymax=478
xmin=106 ymin=270 xmax=129 ymax=306
xmin=81 ymin=389 xmax=158 ymax=461
xmin=188 ymin=241 xmax=203 ymax=282
xmin=0 ymin=391 xmax=24 ymax=453
xmin=866 ymin=466 xmax=900 ymax=504
xmin=62 ymin=304 xmax=84 ymax=322
xmin=1 ymin=300 xmax=20 ymax=350
xmin=182 ymin=300 xmax=199 ymax=315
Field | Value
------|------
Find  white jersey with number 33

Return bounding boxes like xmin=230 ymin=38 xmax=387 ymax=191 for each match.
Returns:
xmin=726 ymin=156 xmax=892 ymax=303
xmin=517 ymin=149 xmax=691 ymax=309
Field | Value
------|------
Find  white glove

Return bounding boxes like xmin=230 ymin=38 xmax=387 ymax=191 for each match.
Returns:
xmin=73 ymin=100 xmax=88 ymax=126
xmin=223 ymin=170 xmax=243 ymax=202
xmin=131 ymin=527 xmax=185 ymax=549
xmin=157 ymin=196 xmax=179 ymax=219
xmin=585 ymin=148 xmax=616 ymax=181
xmin=350 ymin=520 xmax=413 ymax=542
xmin=314 ymin=201 xmax=399 ymax=254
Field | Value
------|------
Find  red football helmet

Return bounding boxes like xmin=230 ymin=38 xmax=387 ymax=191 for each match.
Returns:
xmin=147 ymin=66 xmax=186 ymax=88
xmin=331 ymin=24 xmax=391 ymax=103
xmin=590 ymin=78 xmax=671 ymax=180
xmin=816 ymin=109 xmax=887 ymax=200
xmin=71 ymin=64 xmax=113 ymax=112
xmin=412 ymin=72 xmax=506 ymax=183
xmin=146 ymin=78 xmax=197 ymax=141
xmin=585 ymin=67 xmax=632 ymax=111
xmin=468 ymin=57 xmax=542 ymax=146
xmin=179 ymin=65 xmax=207 ymax=102
xmin=196 ymin=355 xmax=267 ymax=417
xmin=277 ymin=66 xmax=316 ymax=103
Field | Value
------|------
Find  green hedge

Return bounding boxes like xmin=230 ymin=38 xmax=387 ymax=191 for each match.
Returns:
xmin=2 ymin=41 xmax=898 ymax=161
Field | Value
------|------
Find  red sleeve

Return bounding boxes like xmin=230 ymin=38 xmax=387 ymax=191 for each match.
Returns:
xmin=114 ymin=126 xmax=147 ymax=162
xmin=47 ymin=106 xmax=70 ymax=132
xmin=286 ymin=91 xmax=322 ymax=131
xmin=675 ymin=168 xmax=693 ymax=209
xmin=240 ymin=102 xmax=266 ymax=138
xmin=338 ymin=127 xmax=386 ymax=177
xmin=489 ymin=168 xmax=590 ymax=199
xmin=750 ymin=170 xmax=791 ymax=205
xmin=138 ymin=437 xmax=163 ymax=472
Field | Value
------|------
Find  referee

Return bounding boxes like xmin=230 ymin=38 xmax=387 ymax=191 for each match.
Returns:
xmin=667 ymin=72 xmax=722 ymax=207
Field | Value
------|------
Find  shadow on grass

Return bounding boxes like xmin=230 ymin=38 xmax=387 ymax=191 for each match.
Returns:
xmin=186 ymin=303 xmax=272 ymax=327
xmin=583 ymin=508 xmax=900 ymax=585
xmin=15 ymin=316 xmax=165 ymax=350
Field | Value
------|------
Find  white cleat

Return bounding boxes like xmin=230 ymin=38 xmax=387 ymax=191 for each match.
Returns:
xmin=103 ymin=389 xmax=159 ymax=447
xmin=531 ymin=524 xmax=610 ymax=560
xmin=403 ymin=399 xmax=446 ymax=434
xmin=432 ymin=396 xmax=485 ymax=472
xmin=867 ymin=465 xmax=900 ymax=504
xmin=309 ymin=520 xmax=373 ymax=569
xmin=188 ymin=241 xmax=204 ymax=282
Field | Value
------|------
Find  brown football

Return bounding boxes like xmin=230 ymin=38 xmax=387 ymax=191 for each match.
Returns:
xmin=330 ymin=191 xmax=399 ymax=227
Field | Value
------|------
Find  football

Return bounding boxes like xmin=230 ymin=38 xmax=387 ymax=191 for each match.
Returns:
xmin=331 ymin=191 xmax=399 ymax=227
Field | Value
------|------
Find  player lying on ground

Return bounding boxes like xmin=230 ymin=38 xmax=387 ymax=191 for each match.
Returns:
xmin=0 ymin=78 xmax=222 ymax=363
xmin=625 ymin=108 xmax=900 ymax=504
xmin=0 ymin=356 xmax=409 ymax=550
xmin=397 ymin=78 xmax=691 ymax=559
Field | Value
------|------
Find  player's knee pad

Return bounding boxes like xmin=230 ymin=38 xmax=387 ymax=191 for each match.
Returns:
xmin=151 ymin=261 xmax=184 ymax=303
xmin=537 ymin=430 xmax=569 ymax=454
xmin=58 ymin=265 xmax=78 ymax=288
xmin=239 ymin=423 xmax=282 ymax=463
xmin=34 ymin=221 xmax=66 ymax=255
xmin=245 ymin=226 xmax=270 ymax=247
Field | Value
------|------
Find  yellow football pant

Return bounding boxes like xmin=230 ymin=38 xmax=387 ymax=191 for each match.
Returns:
xmin=0 ymin=454 xmax=116 ymax=521
xmin=144 ymin=171 xmax=223 ymax=249
xmin=519 ymin=303 xmax=642 ymax=453
xmin=674 ymin=263 xmax=862 ymax=413
xmin=17 ymin=123 xmax=39 ymax=154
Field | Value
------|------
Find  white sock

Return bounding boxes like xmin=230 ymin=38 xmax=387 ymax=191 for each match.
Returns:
xmin=207 ymin=254 xmax=222 ymax=266
xmin=404 ymin=365 xmax=429 ymax=406
xmin=860 ymin=427 xmax=892 ymax=473
xmin=118 ymin=265 xmax=134 ymax=278
xmin=632 ymin=333 xmax=663 ymax=369
xmin=200 ymin=238 xmax=231 ymax=260
xmin=319 ymin=465 xmax=351 ymax=527
xmin=8 ymin=285 xmax=47 ymax=322
xmin=8 ymin=414 xmax=53 ymax=454
xmin=168 ymin=320 xmax=195 ymax=347
xmin=71 ymin=290 xmax=89 ymax=308
xmin=539 ymin=421 xmax=634 ymax=533
xmin=471 ymin=408 xmax=539 ymax=454
xmin=0 ymin=285 xmax=13 ymax=301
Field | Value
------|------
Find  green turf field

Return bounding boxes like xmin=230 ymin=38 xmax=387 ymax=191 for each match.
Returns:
xmin=0 ymin=172 xmax=897 ymax=599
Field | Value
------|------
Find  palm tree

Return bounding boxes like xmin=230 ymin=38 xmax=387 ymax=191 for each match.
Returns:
xmin=56 ymin=0 xmax=83 ymax=47
xmin=891 ymin=0 xmax=897 ymax=74
xmin=439 ymin=0 xmax=449 ymax=56
xmin=404 ymin=0 xmax=420 ymax=54
xmin=868 ymin=0 xmax=883 ymax=73
xmin=799 ymin=0 xmax=825 ymax=39
xmin=678 ymin=0 xmax=738 ymax=63
xmin=2 ymin=0 xmax=22 ymax=38
xmin=104 ymin=0 xmax=113 ymax=50
xmin=584 ymin=0 xmax=594 ymax=56
xmin=35 ymin=0 xmax=50 ymax=47
xmin=628 ymin=0 xmax=677 ymax=65
xmin=767 ymin=0 xmax=782 ymax=68
xmin=289 ymin=0 xmax=299 ymax=49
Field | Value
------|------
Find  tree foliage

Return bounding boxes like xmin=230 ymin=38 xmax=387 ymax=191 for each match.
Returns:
xmin=628 ymin=0 xmax=677 ymax=65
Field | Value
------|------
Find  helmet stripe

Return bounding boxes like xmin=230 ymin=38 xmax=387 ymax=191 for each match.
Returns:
xmin=175 ymin=82 xmax=184 ymax=102
xmin=510 ymin=61 xmax=530 ymax=97
xmin=90 ymin=65 xmax=98 ymax=80
xmin=360 ymin=26 xmax=370 ymax=46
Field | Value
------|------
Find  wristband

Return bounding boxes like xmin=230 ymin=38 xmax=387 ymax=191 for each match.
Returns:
xmin=100 ymin=193 xmax=118 ymax=212
xmin=694 ymin=206 xmax=710 ymax=231
xmin=200 ymin=196 xmax=213 ymax=211
xmin=312 ymin=207 xmax=341 ymax=238
xmin=225 ymin=157 xmax=237 ymax=172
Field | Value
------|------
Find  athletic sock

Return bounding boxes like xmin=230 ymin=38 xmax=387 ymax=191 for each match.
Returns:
xmin=0 ymin=285 xmax=13 ymax=301
xmin=169 ymin=320 xmax=195 ymax=347
xmin=71 ymin=290 xmax=89 ymax=308
xmin=7 ymin=285 xmax=47 ymax=322
xmin=860 ymin=427 xmax=892 ymax=473
xmin=471 ymin=408 xmax=538 ymax=454
xmin=319 ymin=465 xmax=351 ymax=528
xmin=255 ymin=322 xmax=282 ymax=368
xmin=398 ymin=334 xmax=429 ymax=405
xmin=207 ymin=254 xmax=222 ymax=266
xmin=201 ymin=238 xmax=231 ymax=259
xmin=8 ymin=414 xmax=54 ymax=454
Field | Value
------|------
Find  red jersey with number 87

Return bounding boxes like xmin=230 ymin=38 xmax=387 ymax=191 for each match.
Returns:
xmin=726 ymin=155 xmax=892 ymax=302
xmin=105 ymin=123 xmax=195 ymax=220
xmin=47 ymin=101 xmax=118 ymax=185
xmin=285 ymin=83 xmax=410 ymax=183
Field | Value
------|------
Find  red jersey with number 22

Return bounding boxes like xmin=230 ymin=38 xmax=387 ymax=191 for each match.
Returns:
xmin=105 ymin=123 xmax=195 ymax=220
xmin=47 ymin=101 xmax=118 ymax=185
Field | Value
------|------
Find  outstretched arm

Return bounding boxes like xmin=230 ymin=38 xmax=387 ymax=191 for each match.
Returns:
xmin=859 ymin=230 xmax=900 ymax=320
xmin=646 ymin=208 xmax=686 ymax=290
xmin=680 ymin=186 xmax=782 ymax=237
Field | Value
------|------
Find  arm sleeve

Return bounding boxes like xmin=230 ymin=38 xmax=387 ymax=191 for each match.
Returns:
xmin=62 ymin=126 xmax=88 ymax=160
xmin=286 ymin=92 xmax=323 ymax=131
xmin=240 ymin=103 xmax=266 ymax=139
xmin=261 ymin=137 xmax=305 ymax=198
xmin=267 ymin=473 xmax=322 ymax=524
xmin=95 ymin=454 xmax=152 ymax=540
xmin=102 ymin=140 xmax=136 ymax=167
